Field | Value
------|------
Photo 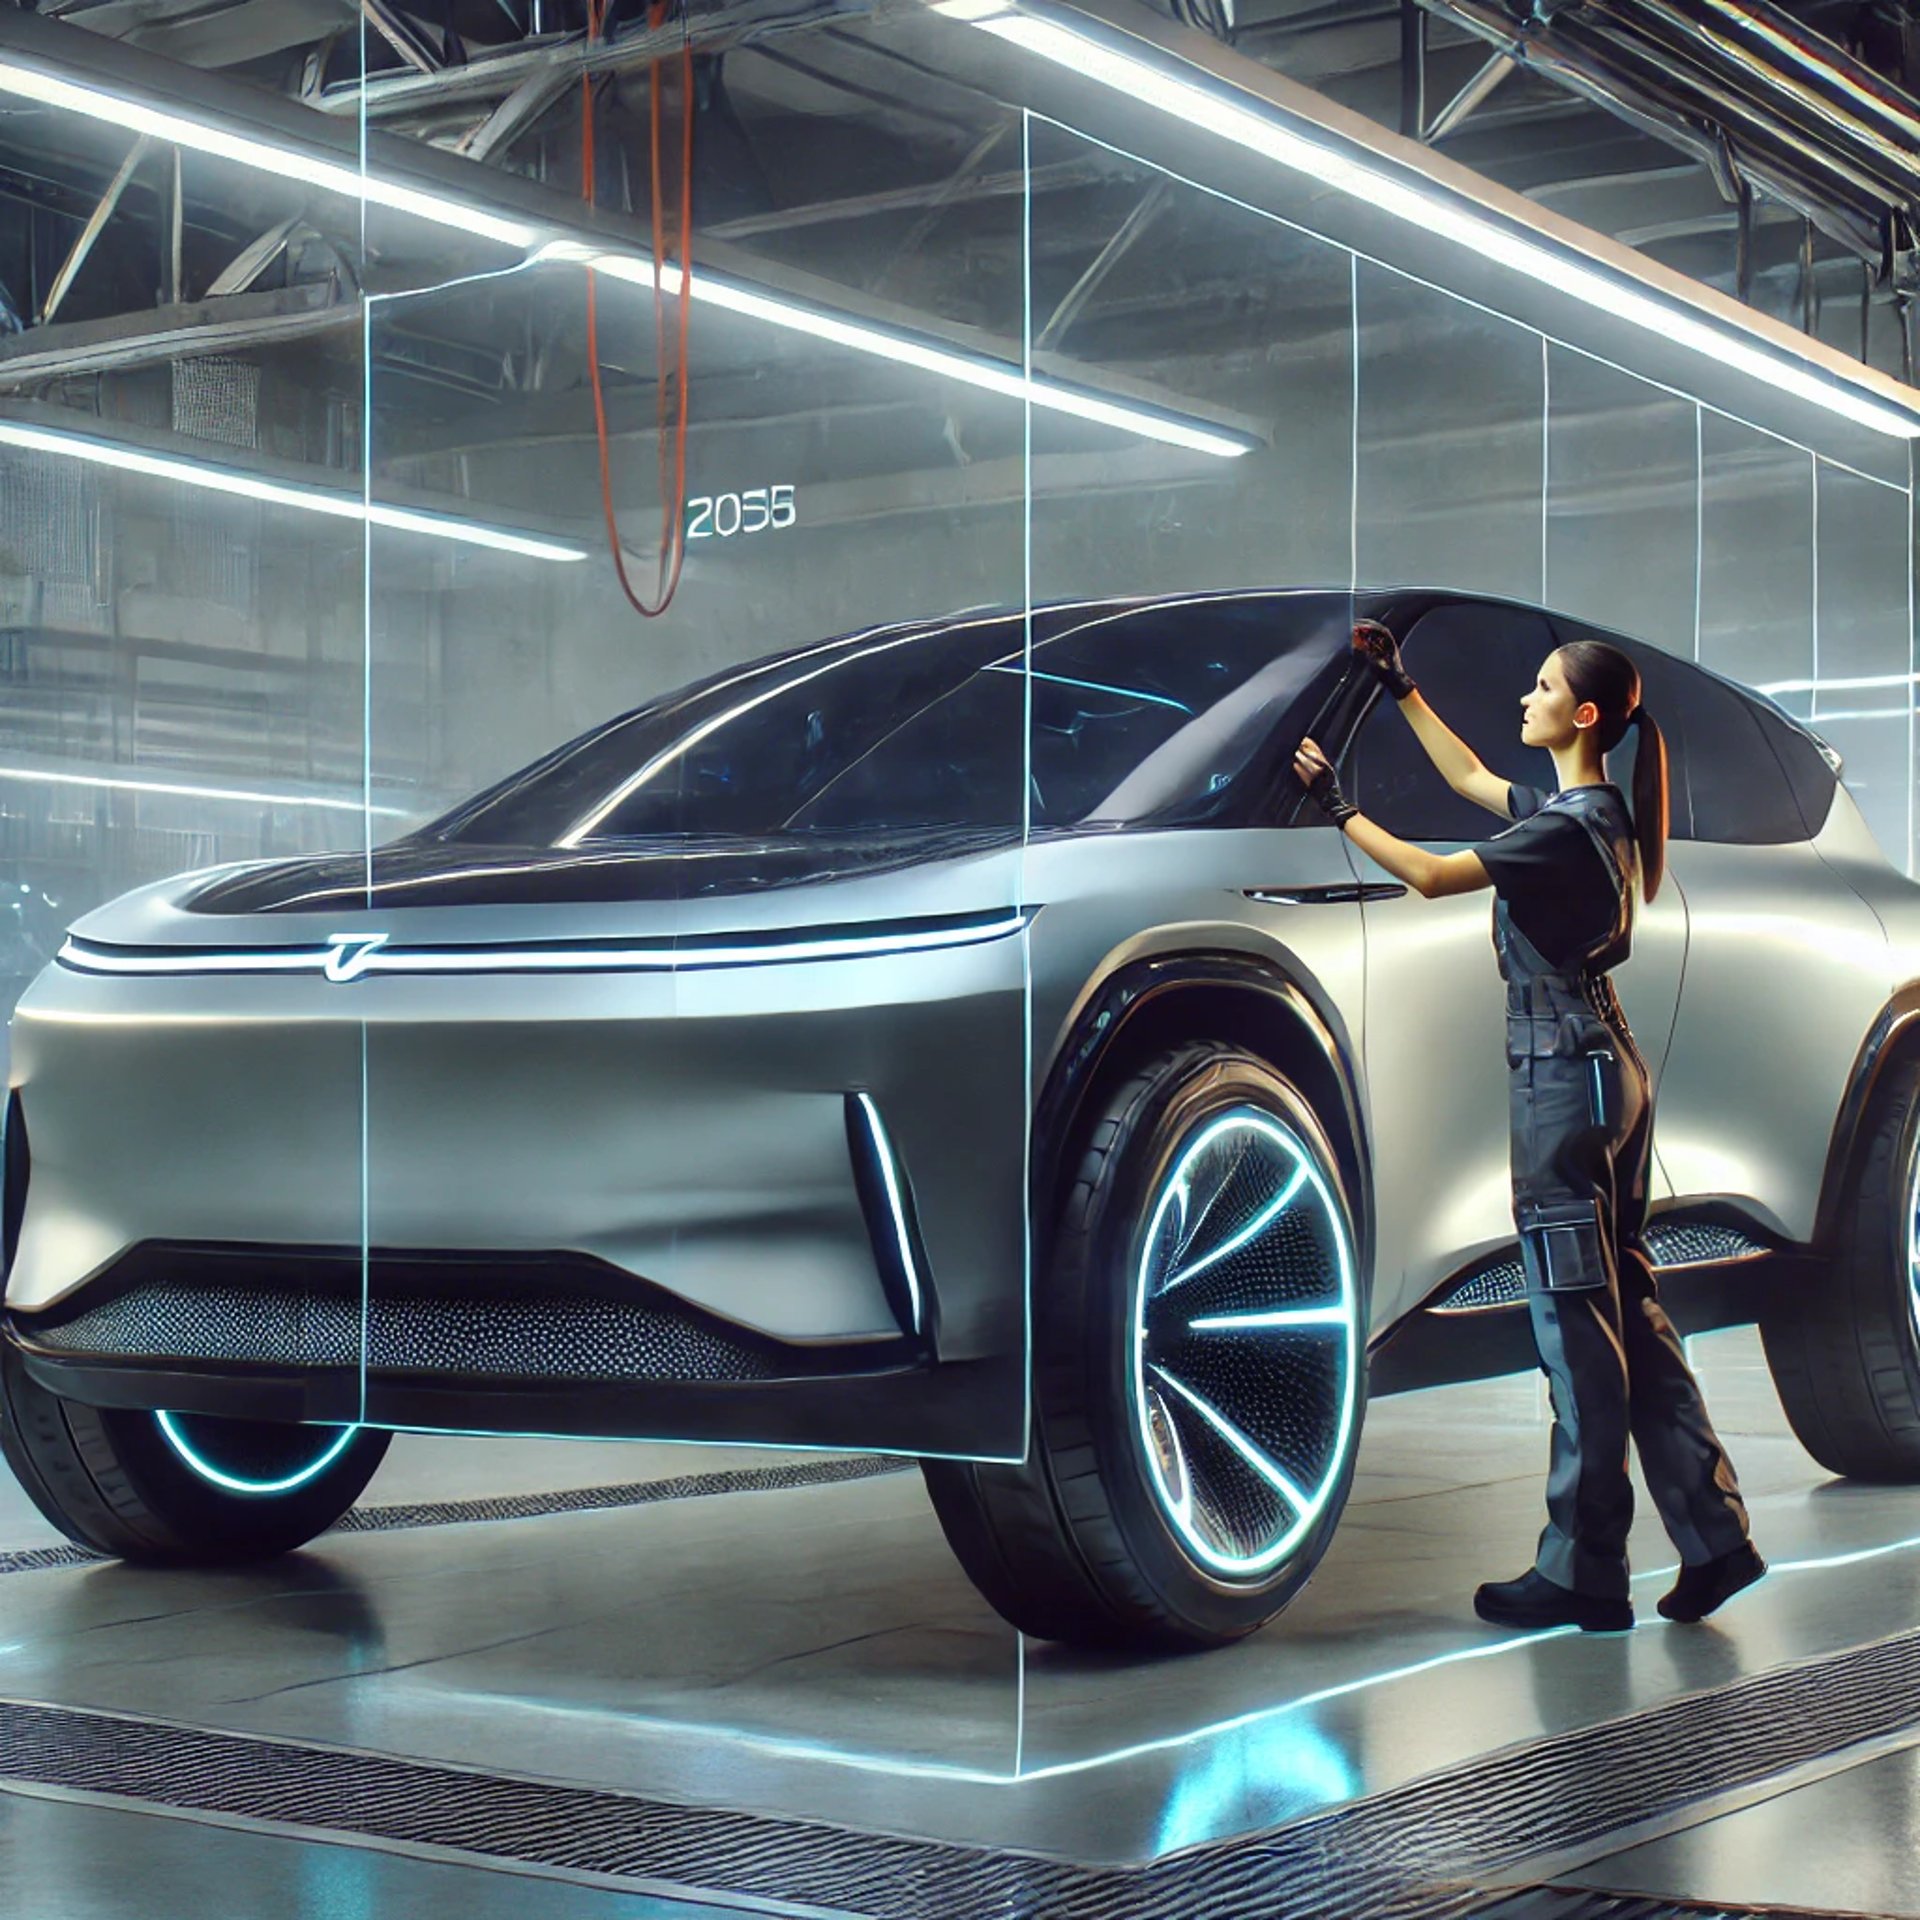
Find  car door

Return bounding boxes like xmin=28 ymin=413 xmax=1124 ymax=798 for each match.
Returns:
xmin=1340 ymin=602 xmax=1688 ymax=1328
xmin=1643 ymin=662 xmax=1889 ymax=1242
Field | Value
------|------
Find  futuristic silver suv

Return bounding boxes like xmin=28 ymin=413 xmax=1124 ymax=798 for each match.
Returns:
xmin=6 ymin=588 xmax=1919 ymax=1650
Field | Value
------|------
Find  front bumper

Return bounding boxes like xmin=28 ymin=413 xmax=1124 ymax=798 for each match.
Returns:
xmin=4 ymin=909 xmax=1029 ymax=1456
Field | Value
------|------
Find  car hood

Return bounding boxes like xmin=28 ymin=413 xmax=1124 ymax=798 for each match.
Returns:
xmin=178 ymin=829 xmax=1023 ymax=915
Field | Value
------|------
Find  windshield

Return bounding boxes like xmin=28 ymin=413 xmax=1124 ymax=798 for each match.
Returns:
xmin=421 ymin=594 xmax=1348 ymax=848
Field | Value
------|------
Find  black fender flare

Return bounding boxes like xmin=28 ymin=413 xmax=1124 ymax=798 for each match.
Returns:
xmin=1810 ymin=980 xmax=1920 ymax=1256
xmin=1030 ymin=948 xmax=1374 ymax=1287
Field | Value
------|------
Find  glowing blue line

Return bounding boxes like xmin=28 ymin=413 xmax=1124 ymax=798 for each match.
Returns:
xmin=1151 ymin=1365 xmax=1312 ymax=1516
xmin=57 ymin=913 xmax=1029 ymax=979
xmin=856 ymin=1093 xmax=922 ymax=1335
xmin=154 ymin=1412 xmax=357 ymax=1496
xmin=465 ymin=1620 xmax=1580 ymax=1791
xmin=1187 ymin=1307 xmax=1349 ymax=1333
xmin=985 ymin=664 xmax=1193 ymax=713
xmin=1163 ymin=1162 xmax=1308 ymax=1292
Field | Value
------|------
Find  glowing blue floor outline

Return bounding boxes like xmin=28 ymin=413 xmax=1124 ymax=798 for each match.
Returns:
xmin=426 ymin=1523 xmax=1920 ymax=1794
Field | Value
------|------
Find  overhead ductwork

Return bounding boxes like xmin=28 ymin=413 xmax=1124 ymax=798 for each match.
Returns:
xmin=1414 ymin=0 xmax=1920 ymax=302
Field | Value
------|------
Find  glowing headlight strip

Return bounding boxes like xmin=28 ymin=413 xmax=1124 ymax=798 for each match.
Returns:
xmin=0 ymin=421 xmax=588 ymax=564
xmin=932 ymin=1 xmax=1920 ymax=442
xmin=57 ymin=911 xmax=1029 ymax=979
xmin=855 ymin=1093 xmax=924 ymax=1334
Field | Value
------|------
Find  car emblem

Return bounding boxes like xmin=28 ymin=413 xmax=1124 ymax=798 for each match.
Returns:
xmin=323 ymin=933 xmax=388 ymax=983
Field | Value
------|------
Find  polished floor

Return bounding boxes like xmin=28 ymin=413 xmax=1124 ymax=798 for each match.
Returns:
xmin=1558 ymin=1733 xmax=1920 ymax=1915
xmin=3 ymin=1327 xmax=1918 ymax=1916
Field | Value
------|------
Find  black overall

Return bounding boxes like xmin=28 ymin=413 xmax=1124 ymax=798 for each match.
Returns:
xmin=1480 ymin=782 xmax=1752 ymax=1601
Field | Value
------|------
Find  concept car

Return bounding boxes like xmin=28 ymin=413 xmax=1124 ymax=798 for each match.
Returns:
xmin=6 ymin=587 xmax=1920 ymax=1648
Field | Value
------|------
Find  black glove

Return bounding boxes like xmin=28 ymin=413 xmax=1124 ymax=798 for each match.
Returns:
xmin=1299 ymin=749 xmax=1359 ymax=829
xmin=1353 ymin=619 xmax=1416 ymax=701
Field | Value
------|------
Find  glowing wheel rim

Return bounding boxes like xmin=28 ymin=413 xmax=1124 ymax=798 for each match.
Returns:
xmin=1130 ymin=1105 xmax=1360 ymax=1579
xmin=155 ymin=1411 xmax=359 ymax=1496
xmin=1906 ymin=1121 xmax=1920 ymax=1351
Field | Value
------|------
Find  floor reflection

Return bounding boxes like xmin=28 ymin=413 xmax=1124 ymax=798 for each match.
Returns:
xmin=1 ymin=1327 xmax=1917 ymax=1865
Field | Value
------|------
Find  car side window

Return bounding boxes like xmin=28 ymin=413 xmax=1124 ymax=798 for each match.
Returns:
xmin=1660 ymin=659 xmax=1811 ymax=846
xmin=1747 ymin=697 xmax=1838 ymax=839
xmin=790 ymin=597 xmax=1349 ymax=834
xmin=1344 ymin=603 xmax=1559 ymax=840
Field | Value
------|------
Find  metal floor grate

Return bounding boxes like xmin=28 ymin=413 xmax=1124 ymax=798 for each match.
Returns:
xmin=4 ymin=1615 xmax=1920 ymax=1916
xmin=0 ymin=1452 xmax=911 ymax=1577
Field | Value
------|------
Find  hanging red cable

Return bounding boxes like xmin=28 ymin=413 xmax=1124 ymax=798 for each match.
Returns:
xmin=582 ymin=0 xmax=694 ymax=619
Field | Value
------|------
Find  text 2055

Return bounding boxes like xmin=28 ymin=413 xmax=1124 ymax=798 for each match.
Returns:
xmin=686 ymin=487 xmax=796 ymax=540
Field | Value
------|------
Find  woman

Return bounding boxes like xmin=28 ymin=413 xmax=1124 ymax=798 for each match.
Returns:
xmin=1292 ymin=619 xmax=1766 ymax=1634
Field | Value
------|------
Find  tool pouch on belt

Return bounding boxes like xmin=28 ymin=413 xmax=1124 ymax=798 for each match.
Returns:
xmin=1516 ymin=1194 xmax=1610 ymax=1294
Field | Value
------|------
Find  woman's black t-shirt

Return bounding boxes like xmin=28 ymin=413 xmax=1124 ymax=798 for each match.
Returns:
xmin=1473 ymin=781 xmax=1633 ymax=973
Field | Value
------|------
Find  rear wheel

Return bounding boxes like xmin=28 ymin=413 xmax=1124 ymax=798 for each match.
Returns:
xmin=924 ymin=1042 xmax=1366 ymax=1650
xmin=1761 ymin=1052 xmax=1920 ymax=1480
xmin=0 ymin=1341 xmax=389 ymax=1562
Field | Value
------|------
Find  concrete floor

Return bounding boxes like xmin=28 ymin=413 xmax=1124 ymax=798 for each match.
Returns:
xmin=3 ymin=1327 xmax=1918 ymax=1911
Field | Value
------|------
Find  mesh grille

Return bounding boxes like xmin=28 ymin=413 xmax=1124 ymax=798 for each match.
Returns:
xmin=45 ymin=1284 xmax=358 ymax=1366
xmin=35 ymin=1282 xmax=782 ymax=1383
xmin=0 ymin=447 xmax=97 ymax=582
xmin=1644 ymin=1222 xmax=1768 ymax=1268
xmin=170 ymin=355 xmax=260 ymax=448
xmin=1434 ymin=1222 xmax=1770 ymax=1314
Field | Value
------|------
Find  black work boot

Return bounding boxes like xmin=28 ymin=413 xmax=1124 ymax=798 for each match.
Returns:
xmin=1474 ymin=1568 xmax=1634 ymax=1633
xmin=1657 ymin=1541 xmax=1767 ymax=1623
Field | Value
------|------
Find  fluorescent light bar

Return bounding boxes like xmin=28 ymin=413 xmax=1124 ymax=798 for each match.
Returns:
xmin=1758 ymin=671 xmax=1920 ymax=695
xmin=0 ymin=763 xmax=408 ymax=816
xmin=0 ymin=420 xmax=586 ymax=562
xmin=0 ymin=60 xmax=1252 ymax=464
xmin=934 ymin=2 xmax=1920 ymax=441
xmin=0 ymin=58 xmax=536 ymax=248
xmin=573 ymin=250 xmax=1256 ymax=459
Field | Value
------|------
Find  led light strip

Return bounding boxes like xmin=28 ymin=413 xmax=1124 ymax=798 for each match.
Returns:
xmin=0 ymin=421 xmax=587 ymax=563
xmin=547 ymin=246 xmax=1254 ymax=458
xmin=930 ymin=0 xmax=1920 ymax=442
xmin=854 ymin=1093 xmax=924 ymax=1333
xmin=0 ymin=763 xmax=410 ymax=816
xmin=57 ymin=911 xmax=1030 ymax=979
xmin=155 ymin=1411 xmax=360 ymax=1495
xmin=0 ymin=60 xmax=536 ymax=247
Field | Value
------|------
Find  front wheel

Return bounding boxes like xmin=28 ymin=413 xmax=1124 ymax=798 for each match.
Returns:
xmin=925 ymin=1042 xmax=1366 ymax=1650
xmin=1761 ymin=1053 xmax=1920 ymax=1480
xmin=0 ymin=1340 xmax=390 ymax=1563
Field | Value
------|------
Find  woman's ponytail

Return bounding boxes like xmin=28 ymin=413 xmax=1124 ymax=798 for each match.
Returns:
xmin=1627 ymin=707 xmax=1668 ymax=904
xmin=1555 ymin=638 xmax=1668 ymax=903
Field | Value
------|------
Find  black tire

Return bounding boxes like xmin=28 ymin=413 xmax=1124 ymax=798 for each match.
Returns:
xmin=1761 ymin=1050 xmax=1920 ymax=1480
xmin=0 ymin=1341 xmax=390 ymax=1563
xmin=924 ymin=1042 xmax=1366 ymax=1650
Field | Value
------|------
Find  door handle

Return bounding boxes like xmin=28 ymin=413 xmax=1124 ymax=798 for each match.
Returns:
xmin=1245 ymin=883 xmax=1408 ymax=905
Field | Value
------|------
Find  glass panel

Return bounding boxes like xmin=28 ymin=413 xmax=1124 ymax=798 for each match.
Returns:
xmin=1813 ymin=464 xmax=1912 ymax=866
xmin=0 ymin=38 xmax=369 ymax=1423
xmin=1699 ymin=416 xmax=1814 ymax=711
xmin=1544 ymin=348 xmax=1696 ymax=655
xmin=1355 ymin=262 xmax=1544 ymax=603
xmin=358 ymin=9 xmax=1026 ymax=1783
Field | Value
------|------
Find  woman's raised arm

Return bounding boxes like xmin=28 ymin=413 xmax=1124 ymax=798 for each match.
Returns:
xmin=1352 ymin=621 xmax=1510 ymax=817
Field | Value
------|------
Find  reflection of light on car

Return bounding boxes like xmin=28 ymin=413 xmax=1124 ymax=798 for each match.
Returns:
xmin=1154 ymin=1715 xmax=1359 ymax=1854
